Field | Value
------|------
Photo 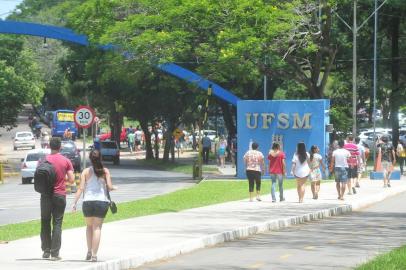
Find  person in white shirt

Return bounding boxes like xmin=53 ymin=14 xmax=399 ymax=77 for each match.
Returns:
xmin=291 ymin=142 xmax=310 ymax=203
xmin=330 ymin=140 xmax=351 ymax=200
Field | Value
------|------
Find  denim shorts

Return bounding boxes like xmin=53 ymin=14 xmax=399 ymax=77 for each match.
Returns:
xmin=82 ymin=201 xmax=109 ymax=218
xmin=334 ymin=167 xmax=348 ymax=183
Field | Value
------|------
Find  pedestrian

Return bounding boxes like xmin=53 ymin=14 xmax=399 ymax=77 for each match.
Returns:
xmin=202 ymin=132 xmax=211 ymax=164
xmin=396 ymin=140 xmax=405 ymax=176
xmin=127 ymin=130 xmax=135 ymax=153
xmin=344 ymin=135 xmax=360 ymax=195
xmin=377 ymin=135 xmax=396 ymax=188
xmin=330 ymin=139 xmax=351 ymax=200
xmin=217 ymin=136 xmax=228 ymax=168
xmin=134 ymin=126 xmax=143 ymax=151
xmin=72 ymin=149 xmax=115 ymax=262
xmin=40 ymin=137 xmax=75 ymax=260
xmin=355 ymin=137 xmax=366 ymax=187
xmin=41 ymin=131 xmax=50 ymax=149
xmin=291 ymin=142 xmax=310 ymax=203
xmin=268 ymin=142 xmax=286 ymax=202
xmin=230 ymin=135 xmax=237 ymax=168
xmin=309 ymin=145 xmax=326 ymax=200
xmin=243 ymin=142 xmax=265 ymax=202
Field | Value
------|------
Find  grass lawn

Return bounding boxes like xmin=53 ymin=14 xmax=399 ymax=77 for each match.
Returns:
xmin=137 ymin=159 xmax=218 ymax=174
xmin=0 ymin=180 xmax=300 ymax=242
xmin=355 ymin=246 xmax=406 ymax=270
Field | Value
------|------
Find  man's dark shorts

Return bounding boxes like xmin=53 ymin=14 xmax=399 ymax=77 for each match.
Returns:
xmin=334 ymin=167 xmax=348 ymax=183
xmin=347 ymin=166 xmax=358 ymax=178
xmin=82 ymin=201 xmax=109 ymax=218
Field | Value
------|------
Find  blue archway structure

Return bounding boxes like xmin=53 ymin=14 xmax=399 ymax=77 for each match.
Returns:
xmin=0 ymin=20 xmax=240 ymax=106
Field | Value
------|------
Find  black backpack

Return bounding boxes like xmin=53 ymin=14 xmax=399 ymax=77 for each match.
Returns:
xmin=34 ymin=160 xmax=56 ymax=195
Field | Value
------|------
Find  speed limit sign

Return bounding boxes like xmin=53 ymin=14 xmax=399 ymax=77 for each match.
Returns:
xmin=74 ymin=105 xmax=95 ymax=128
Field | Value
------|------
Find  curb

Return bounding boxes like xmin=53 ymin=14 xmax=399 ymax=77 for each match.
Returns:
xmin=77 ymin=185 xmax=406 ymax=270
xmin=4 ymin=172 xmax=19 ymax=177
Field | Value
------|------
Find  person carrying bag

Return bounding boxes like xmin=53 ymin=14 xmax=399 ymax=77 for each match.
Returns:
xmin=72 ymin=150 xmax=116 ymax=262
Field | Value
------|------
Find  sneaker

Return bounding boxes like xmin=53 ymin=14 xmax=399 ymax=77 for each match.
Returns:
xmin=388 ymin=183 xmax=391 ymax=188
xmin=272 ymin=200 xmax=276 ymax=203
xmin=280 ymin=198 xmax=285 ymax=202
xmin=315 ymin=194 xmax=318 ymax=200
xmin=355 ymin=183 xmax=360 ymax=188
xmin=347 ymin=192 xmax=353 ymax=195
xmin=50 ymin=256 xmax=62 ymax=261
xmin=86 ymin=251 xmax=92 ymax=261
xmin=91 ymin=255 xmax=97 ymax=262
xmin=42 ymin=251 xmax=50 ymax=259
xmin=256 ymin=197 xmax=262 ymax=201
xmin=352 ymin=187 xmax=357 ymax=194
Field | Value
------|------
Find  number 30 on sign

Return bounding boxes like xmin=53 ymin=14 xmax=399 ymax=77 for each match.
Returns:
xmin=74 ymin=106 xmax=95 ymax=128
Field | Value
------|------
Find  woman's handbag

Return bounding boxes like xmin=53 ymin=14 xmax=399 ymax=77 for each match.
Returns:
xmin=106 ymin=189 xmax=117 ymax=214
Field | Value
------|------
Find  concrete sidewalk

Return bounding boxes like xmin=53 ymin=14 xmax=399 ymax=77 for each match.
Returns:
xmin=1 ymin=179 xmax=405 ymax=270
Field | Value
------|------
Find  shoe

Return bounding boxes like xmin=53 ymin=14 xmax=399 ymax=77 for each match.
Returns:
xmin=347 ymin=192 xmax=353 ymax=195
xmin=42 ymin=251 xmax=50 ymax=259
xmin=315 ymin=194 xmax=318 ymax=200
xmin=50 ymin=256 xmax=62 ymax=261
xmin=272 ymin=200 xmax=276 ymax=203
xmin=352 ymin=187 xmax=357 ymax=194
xmin=388 ymin=183 xmax=391 ymax=187
xmin=86 ymin=251 xmax=92 ymax=261
xmin=256 ymin=197 xmax=262 ymax=201
xmin=383 ymin=185 xmax=388 ymax=188
xmin=91 ymin=255 xmax=97 ymax=262
xmin=280 ymin=198 xmax=285 ymax=202
xmin=355 ymin=183 xmax=360 ymax=188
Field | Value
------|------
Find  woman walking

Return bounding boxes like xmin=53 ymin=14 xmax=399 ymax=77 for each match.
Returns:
xmin=291 ymin=142 xmax=310 ymax=203
xmin=72 ymin=150 xmax=114 ymax=262
xmin=243 ymin=142 xmax=265 ymax=202
xmin=309 ymin=145 xmax=326 ymax=200
xmin=268 ymin=142 xmax=286 ymax=202
xmin=217 ymin=136 xmax=228 ymax=168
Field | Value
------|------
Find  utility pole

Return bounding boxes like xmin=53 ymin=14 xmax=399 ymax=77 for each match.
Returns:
xmin=372 ymin=0 xmax=378 ymax=166
xmin=263 ymin=56 xmax=267 ymax=100
xmin=352 ymin=0 xmax=357 ymax=137
xmin=333 ymin=0 xmax=389 ymax=137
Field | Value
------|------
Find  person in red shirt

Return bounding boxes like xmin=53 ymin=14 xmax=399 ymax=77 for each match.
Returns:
xmin=41 ymin=137 xmax=75 ymax=260
xmin=344 ymin=135 xmax=360 ymax=195
xmin=268 ymin=143 xmax=286 ymax=202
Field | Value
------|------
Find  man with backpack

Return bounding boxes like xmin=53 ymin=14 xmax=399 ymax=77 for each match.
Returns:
xmin=38 ymin=137 xmax=74 ymax=260
xmin=378 ymin=135 xmax=396 ymax=188
xmin=344 ymin=135 xmax=360 ymax=195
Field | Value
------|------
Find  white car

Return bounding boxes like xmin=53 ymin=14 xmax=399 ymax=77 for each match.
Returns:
xmin=21 ymin=149 xmax=51 ymax=184
xmin=13 ymin=131 xmax=35 ymax=150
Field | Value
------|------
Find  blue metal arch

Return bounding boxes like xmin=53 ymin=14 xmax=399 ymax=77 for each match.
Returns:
xmin=0 ymin=20 xmax=240 ymax=106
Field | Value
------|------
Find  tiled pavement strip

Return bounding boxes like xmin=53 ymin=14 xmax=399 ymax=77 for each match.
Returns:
xmin=0 ymin=178 xmax=405 ymax=270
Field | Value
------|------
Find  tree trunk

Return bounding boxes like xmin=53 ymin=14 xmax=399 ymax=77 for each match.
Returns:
xmin=152 ymin=128 xmax=159 ymax=160
xmin=390 ymin=11 xmax=400 ymax=146
xmin=140 ymin=119 xmax=153 ymax=160
xmin=219 ymin=101 xmax=236 ymax=137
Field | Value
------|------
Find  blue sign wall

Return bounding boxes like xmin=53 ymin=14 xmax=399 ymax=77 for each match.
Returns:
xmin=237 ymin=100 xmax=330 ymax=179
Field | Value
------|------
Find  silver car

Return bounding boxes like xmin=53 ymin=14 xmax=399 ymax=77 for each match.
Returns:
xmin=21 ymin=149 xmax=50 ymax=184
xmin=13 ymin=131 xmax=35 ymax=150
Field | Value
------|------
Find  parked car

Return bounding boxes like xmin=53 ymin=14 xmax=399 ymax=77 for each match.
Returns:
xmin=13 ymin=131 xmax=36 ymax=150
xmin=98 ymin=128 xmax=127 ymax=142
xmin=100 ymin=140 xmax=120 ymax=165
xmin=21 ymin=149 xmax=51 ymax=184
xmin=60 ymin=140 xmax=81 ymax=172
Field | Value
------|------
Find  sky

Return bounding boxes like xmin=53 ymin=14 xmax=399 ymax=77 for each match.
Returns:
xmin=0 ymin=0 xmax=23 ymax=19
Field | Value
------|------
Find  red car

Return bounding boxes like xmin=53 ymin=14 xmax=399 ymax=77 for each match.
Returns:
xmin=98 ymin=128 xmax=127 ymax=142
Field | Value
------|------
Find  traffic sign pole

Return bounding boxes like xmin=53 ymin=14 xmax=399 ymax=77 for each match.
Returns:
xmin=74 ymin=105 xmax=96 ymax=172
xmin=83 ymin=128 xmax=86 ymax=170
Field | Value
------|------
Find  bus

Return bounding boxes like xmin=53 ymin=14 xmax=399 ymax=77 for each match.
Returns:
xmin=50 ymin=110 xmax=78 ymax=139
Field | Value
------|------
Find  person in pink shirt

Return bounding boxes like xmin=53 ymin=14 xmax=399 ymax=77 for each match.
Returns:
xmin=243 ymin=142 xmax=265 ymax=202
xmin=344 ymin=135 xmax=360 ymax=195
xmin=268 ymin=143 xmax=286 ymax=202
xmin=41 ymin=137 xmax=75 ymax=260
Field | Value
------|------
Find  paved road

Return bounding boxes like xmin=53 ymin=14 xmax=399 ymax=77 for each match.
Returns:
xmin=138 ymin=192 xmax=406 ymax=270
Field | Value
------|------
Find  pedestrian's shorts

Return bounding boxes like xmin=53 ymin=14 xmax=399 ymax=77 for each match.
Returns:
xmin=334 ymin=167 xmax=348 ymax=183
xmin=82 ymin=201 xmax=109 ymax=218
xmin=347 ymin=166 xmax=358 ymax=179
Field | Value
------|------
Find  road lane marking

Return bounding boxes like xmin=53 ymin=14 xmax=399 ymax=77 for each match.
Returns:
xmin=279 ymin=254 xmax=292 ymax=260
xmin=248 ymin=262 xmax=265 ymax=269
xmin=304 ymin=246 xmax=315 ymax=250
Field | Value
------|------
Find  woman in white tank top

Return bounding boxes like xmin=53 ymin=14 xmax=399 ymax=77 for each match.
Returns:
xmin=72 ymin=150 xmax=114 ymax=262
